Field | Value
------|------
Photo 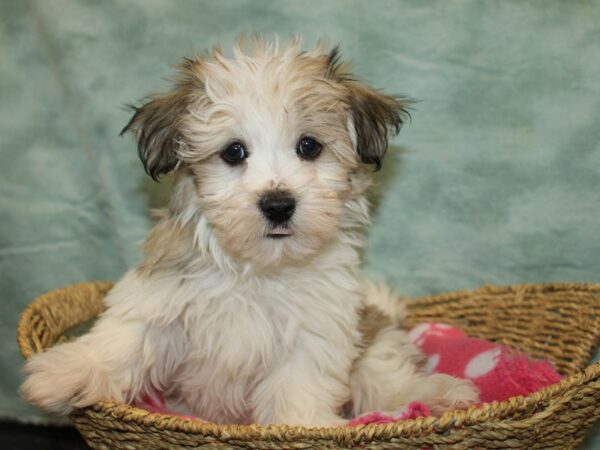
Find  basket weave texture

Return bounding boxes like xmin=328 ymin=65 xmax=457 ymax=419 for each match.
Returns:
xmin=17 ymin=281 xmax=600 ymax=449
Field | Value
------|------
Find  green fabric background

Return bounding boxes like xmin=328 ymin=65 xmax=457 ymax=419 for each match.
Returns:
xmin=1 ymin=0 xmax=599 ymax=445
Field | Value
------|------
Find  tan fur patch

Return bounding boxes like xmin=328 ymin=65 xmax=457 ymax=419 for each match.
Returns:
xmin=356 ymin=304 xmax=392 ymax=351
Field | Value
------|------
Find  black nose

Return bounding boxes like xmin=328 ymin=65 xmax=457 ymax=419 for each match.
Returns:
xmin=259 ymin=191 xmax=296 ymax=225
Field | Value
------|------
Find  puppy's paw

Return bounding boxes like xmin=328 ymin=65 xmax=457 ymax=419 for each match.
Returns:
xmin=421 ymin=374 xmax=479 ymax=416
xmin=21 ymin=344 xmax=124 ymax=415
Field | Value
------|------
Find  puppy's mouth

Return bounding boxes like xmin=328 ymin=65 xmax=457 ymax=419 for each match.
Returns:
xmin=267 ymin=226 xmax=293 ymax=239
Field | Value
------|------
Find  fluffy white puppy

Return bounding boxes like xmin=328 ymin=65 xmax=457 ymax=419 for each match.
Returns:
xmin=21 ymin=37 xmax=478 ymax=426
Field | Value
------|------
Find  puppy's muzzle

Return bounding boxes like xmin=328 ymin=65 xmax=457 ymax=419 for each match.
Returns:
xmin=259 ymin=191 xmax=296 ymax=226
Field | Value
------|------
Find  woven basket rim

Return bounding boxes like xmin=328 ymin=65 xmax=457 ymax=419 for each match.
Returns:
xmin=71 ymin=359 xmax=599 ymax=441
xmin=17 ymin=281 xmax=600 ymax=442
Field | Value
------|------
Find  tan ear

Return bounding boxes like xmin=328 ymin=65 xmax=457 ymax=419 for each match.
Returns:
xmin=346 ymin=81 xmax=411 ymax=170
xmin=325 ymin=47 xmax=412 ymax=170
xmin=120 ymin=59 xmax=203 ymax=181
xmin=120 ymin=92 xmax=185 ymax=180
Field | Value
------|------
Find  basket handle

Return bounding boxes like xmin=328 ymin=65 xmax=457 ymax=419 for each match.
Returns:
xmin=17 ymin=281 xmax=113 ymax=359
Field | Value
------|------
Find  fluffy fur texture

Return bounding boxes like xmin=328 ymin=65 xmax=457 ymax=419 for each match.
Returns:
xmin=21 ymin=37 xmax=478 ymax=426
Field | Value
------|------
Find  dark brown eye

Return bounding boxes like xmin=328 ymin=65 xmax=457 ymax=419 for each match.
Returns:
xmin=296 ymin=136 xmax=322 ymax=160
xmin=221 ymin=142 xmax=248 ymax=165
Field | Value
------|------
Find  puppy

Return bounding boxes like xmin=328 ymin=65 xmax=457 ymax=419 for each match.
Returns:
xmin=21 ymin=37 xmax=478 ymax=426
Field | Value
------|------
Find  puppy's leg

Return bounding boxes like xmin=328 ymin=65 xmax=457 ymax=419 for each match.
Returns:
xmin=251 ymin=339 xmax=350 ymax=427
xmin=350 ymin=326 xmax=478 ymax=417
xmin=353 ymin=281 xmax=478 ymax=416
xmin=20 ymin=314 xmax=149 ymax=414
xmin=21 ymin=271 xmax=187 ymax=415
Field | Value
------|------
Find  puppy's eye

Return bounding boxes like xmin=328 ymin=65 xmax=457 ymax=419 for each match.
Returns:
xmin=221 ymin=142 xmax=248 ymax=165
xmin=296 ymin=136 xmax=322 ymax=161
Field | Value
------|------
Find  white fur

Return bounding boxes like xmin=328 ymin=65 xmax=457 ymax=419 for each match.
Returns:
xmin=21 ymin=38 xmax=478 ymax=426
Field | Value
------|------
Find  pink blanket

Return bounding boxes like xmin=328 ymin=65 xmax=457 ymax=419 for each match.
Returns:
xmin=348 ymin=323 xmax=561 ymax=426
xmin=136 ymin=323 xmax=562 ymax=426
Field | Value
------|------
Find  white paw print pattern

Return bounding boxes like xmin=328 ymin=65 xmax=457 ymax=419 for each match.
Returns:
xmin=408 ymin=323 xmax=452 ymax=346
xmin=464 ymin=348 xmax=502 ymax=378
xmin=407 ymin=323 xmax=432 ymax=346
xmin=423 ymin=353 xmax=440 ymax=374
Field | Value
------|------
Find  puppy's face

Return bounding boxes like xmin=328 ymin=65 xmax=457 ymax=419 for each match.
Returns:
xmin=123 ymin=39 xmax=410 ymax=269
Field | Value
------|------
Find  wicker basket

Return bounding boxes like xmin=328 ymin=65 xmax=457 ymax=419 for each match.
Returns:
xmin=17 ymin=281 xmax=600 ymax=449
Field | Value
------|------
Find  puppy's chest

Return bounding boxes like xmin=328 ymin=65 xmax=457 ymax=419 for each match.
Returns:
xmin=181 ymin=276 xmax=361 ymax=375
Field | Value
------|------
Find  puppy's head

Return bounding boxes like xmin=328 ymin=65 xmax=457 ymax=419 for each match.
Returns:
xmin=122 ymin=37 xmax=411 ymax=269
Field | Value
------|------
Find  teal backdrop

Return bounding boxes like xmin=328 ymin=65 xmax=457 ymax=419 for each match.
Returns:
xmin=1 ymin=0 xmax=599 ymax=446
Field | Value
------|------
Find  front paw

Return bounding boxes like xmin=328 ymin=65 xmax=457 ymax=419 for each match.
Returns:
xmin=21 ymin=346 xmax=124 ymax=414
xmin=21 ymin=363 xmax=77 ymax=414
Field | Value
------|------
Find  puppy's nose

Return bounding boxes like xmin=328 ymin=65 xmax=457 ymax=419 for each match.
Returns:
xmin=259 ymin=191 xmax=296 ymax=225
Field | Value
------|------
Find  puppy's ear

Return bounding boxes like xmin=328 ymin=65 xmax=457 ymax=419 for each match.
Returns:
xmin=346 ymin=82 xmax=411 ymax=170
xmin=120 ymin=88 xmax=190 ymax=181
xmin=326 ymin=46 xmax=412 ymax=170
